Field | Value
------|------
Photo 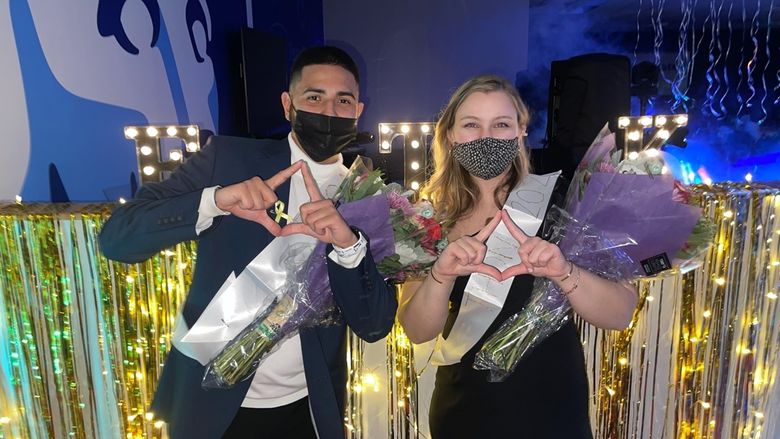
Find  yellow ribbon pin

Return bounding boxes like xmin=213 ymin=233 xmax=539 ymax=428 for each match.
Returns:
xmin=272 ymin=200 xmax=292 ymax=224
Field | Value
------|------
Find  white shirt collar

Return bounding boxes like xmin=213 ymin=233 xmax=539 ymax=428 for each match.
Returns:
xmin=287 ymin=133 xmax=345 ymax=178
xmin=287 ymin=133 xmax=348 ymax=200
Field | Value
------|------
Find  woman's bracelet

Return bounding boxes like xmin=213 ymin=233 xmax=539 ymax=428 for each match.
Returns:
xmin=430 ymin=266 xmax=444 ymax=284
xmin=562 ymin=264 xmax=581 ymax=296
xmin=556 ymin=260 xmax=575 ymax=283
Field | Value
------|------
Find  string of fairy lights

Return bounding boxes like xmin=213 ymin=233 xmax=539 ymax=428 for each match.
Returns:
xmin=0 ymin=204 xmax=193 ymax=439
xmin=581 ymin=183 xmax=780 ymax=438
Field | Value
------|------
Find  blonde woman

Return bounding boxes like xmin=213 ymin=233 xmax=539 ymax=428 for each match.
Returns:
xmin=398 ymin=75 xmax=637 ymax=438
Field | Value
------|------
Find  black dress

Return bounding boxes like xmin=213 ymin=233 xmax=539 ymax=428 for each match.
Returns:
xmin=429 ymin=184 xmax=593 ymax=439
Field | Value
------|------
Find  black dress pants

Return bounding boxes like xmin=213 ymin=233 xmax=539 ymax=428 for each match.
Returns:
xmin=222 ymin=397 xmax=318 ymax=439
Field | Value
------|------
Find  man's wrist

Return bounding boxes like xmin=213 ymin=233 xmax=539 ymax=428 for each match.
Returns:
xmin=332 ymin=228 xmax=364 ymax=257
xmin=332 ymin=228 xmax=360 ymax=250
xmin=204 ymin=186 xmax=230 ymax=216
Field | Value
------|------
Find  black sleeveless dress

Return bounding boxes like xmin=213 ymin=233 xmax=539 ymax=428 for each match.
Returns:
xmin=429 ymin=183 xmax=593 ymax=439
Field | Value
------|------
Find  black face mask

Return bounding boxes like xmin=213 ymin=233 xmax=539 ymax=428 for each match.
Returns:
xmin=290 ymin=107 xmax=358 ymax=162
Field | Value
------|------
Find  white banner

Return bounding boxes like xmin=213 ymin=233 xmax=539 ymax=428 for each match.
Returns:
xmin=172 ymin=233 xmax=317 ymax=365
xmin=431 ymin=171 xmax=561 ymax=366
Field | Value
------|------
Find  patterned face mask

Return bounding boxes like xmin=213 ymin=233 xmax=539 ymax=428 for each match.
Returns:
xmin=451 ymin=137 xmax=519 ymax=180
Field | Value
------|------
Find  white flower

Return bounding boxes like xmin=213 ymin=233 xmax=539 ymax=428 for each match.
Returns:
xmin=395 ymin=242 xmax=436 ymax=265
xmin=616 ymin=160 xmax=646 ymax=174
xmin=617 ymin=156 xmax=666 ymax=175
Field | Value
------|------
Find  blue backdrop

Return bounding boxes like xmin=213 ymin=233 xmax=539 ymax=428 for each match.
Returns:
xmin=1 ymin=0 xmax=322 ymax=202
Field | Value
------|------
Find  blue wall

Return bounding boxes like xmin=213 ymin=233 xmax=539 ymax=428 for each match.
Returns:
xmin=323 ymin=0 xmax=530 ymax=180
xmin=0 ymin=0 xmax=322 ymax=202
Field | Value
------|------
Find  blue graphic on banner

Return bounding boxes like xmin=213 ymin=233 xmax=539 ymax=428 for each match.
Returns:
xmin=12 ymin=0 xmax=145 ymax=202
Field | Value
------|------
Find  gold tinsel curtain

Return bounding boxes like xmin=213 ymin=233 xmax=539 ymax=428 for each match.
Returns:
xmin=0 ymin=203 xmax=192 ymax=439
xmin=582 ymin=184 xmax=780 ymax=438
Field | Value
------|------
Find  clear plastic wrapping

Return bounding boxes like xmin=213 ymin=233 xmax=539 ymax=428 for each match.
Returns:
xmin=473 ymin=207 xmax=639 ymax=382
xmin=473 ymin=125 xmax=714 ymax=382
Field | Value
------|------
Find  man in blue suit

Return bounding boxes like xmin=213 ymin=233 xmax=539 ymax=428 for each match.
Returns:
xmin=99 ymin=46 xmax=396 ymax=438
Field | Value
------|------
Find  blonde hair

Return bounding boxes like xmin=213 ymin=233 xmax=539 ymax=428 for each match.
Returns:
xmin=421 ymin=75 xmax=532 ymax=227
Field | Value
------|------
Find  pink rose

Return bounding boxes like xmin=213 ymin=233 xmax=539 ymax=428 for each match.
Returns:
xmin=672 ymin=180 xmax=691 ymax=204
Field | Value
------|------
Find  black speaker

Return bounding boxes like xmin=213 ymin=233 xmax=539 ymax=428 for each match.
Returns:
xmin=241 ymin=27 xmax=289 ymax=139
xmin=538 ymin=53 xmax=631 ymax=180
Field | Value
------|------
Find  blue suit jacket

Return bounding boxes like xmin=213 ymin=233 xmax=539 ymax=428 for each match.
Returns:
xmin=99 ymin=135 xmax=397 ymax=438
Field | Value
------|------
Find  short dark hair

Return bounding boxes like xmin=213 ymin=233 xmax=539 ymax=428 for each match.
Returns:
xmin=289 ymin=46 xmax=360 ymax=88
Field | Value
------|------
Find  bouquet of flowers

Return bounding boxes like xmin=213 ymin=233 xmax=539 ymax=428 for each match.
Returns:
xmin=569 ymin=126 xmax=716 ymax=266
xmin=201 ymin=158 xmax=446 ymax=389
xmin=377 ymin=192 xmax=445 ymax=282
xmin=473 ymin=124 xmax=715 ymax=382
xmin=334 ymin=158 xmax=446 ymax=282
